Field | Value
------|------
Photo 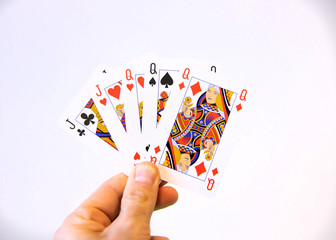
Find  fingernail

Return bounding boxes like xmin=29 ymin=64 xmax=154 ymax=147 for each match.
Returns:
xmin=135 ymin=164 xmax=157 ymax=185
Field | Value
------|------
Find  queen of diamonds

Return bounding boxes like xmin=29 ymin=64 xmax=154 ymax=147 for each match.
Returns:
xmin=162 ymin=84 xmax=234 ymax=174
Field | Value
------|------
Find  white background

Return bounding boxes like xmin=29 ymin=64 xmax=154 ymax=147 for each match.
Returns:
xmin=1 ymin=0 xmax=336 ymax=239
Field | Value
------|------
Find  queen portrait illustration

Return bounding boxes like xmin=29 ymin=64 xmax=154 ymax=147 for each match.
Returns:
xmin=162 ymin=83 xmax=235 ymax=175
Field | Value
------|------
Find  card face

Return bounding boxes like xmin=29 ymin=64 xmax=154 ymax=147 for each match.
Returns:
xmin=156 ymin=69 xmax=177 ymax=125
xmin=135 ymin=73 xmax=145 ymax=131
xmin=141 ymin=62 xmax=158 ymax=139
xmin=58 ymin=84 xmax=130 ymax=174
xmin=133 ymin=59 xmax=192 ymax=164
xmin=101 ymin=70 xmax=142 ymax=136
xmin=88 ymin=54 xmax=156 ymax=162
xmin=122 ymin=67 xmax=142 ymax=137
xmin=59 ymin=55 xmax=248 ymax=197
xmin=156 ymin=62 xmax=192 ymax=128
xmin=87 ymin=66 xmax=130 ymax=156
xmin=76 ymin=98 xmax=118 ymax=151
xmin=103 ymin=80 xmax=126 ymax=130
xmin=159 ymin=77 xmax=236 ymax=177
xmin=153 ymin=71 xmax=243 ymax=197
xmin=135 ymin=63 xmax=158 ymax=160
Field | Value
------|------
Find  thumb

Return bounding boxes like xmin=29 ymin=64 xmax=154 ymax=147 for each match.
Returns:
xmin=118 ymin=162 xmax=160 ymax=228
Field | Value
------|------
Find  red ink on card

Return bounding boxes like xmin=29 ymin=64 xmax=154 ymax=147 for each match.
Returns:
xmin=236 ymin=103 xmax=242 ymax=112
xmin=126 ymin=84 xmax=134 ymax=91
xmin=99 ymin=98 xmax=107 ymax=106
xmin=195 ymin=162 xmax=206 ymax=176
xmin=179 ymin=82 xmax=185 ymax=90
xmin=96 ymin=84 xmax=102 ymax=97
xmin=182 ymin=68 xmax=190 ymax=80
xmin=134 ymin=152 xmax=140 ymax=160
xmin=126 ymin=69 xmax=133 ymax=80
xmin=190 ymin=81 xmax=202 ymax=96
xmin=154 ymin=146 xmax=160 ymax=154
xmin=212 ymin=168 xmax=218 ymax=176
xmin=207 ymin=178 xmax=215 ymax=191
xmin=240 ymin=89 xmax=247 ymax=101
xmin=150 ymin=156 xmax=157 ymax=164
xmin=137 ymin=76 xmax=145 ymax=88
xmin=108 ymin=85 xmax=121 ymax=100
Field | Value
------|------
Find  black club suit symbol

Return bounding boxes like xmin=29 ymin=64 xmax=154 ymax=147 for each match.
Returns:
xmin=77 ymin=129 xmax=85 ymax=136
xmin=81 ymin=113 xmax=95 ymax=126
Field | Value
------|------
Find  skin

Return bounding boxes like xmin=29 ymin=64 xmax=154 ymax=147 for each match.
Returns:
xmin=54 ymin=162 xmax=178 ymax=240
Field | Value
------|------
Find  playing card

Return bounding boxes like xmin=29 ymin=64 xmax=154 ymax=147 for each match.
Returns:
xmin=134 ymin=73 xmax=145 ymax=131
xmin=84 ymin=65 xmax=130 ymax=157
xmin=58 ymin=77 xmax=130 ymax=174
xmin=87 ymin=53 xmax=156 ymax=162
xmin=140 ymin=62 xmax=158 ymax=144
xmin=132 ymin=58 xmax=194 ymax=164
xmin=154 ymin=67 xmax=247 ymax=197
xmin=59 ymin=54 xmax=248 ymax=197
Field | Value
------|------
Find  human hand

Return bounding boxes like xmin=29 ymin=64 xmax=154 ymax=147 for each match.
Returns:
xmin=54 ymin=162 xmax=178 ymax=240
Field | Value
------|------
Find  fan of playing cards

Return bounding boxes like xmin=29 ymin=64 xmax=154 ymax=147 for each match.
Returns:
xmin=59 ymin=53 xmax=248 ymax=197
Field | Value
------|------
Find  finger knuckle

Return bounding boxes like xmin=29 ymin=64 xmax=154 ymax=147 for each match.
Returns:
xmin=125 ymin=187 xmax=151 ymax=204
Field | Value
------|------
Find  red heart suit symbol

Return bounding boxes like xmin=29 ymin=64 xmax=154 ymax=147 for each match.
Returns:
xmin=134 ymin=152 xmax=140 ymax=160
xmin=100 ymin=98 xmax=107 ymax=106
xmin=127 ymin=84 xmax=134 ymax=92
xmin=108 ymin=85 xmax=121 ymax=99
xmin=137 ymin=76 xmax=145 ymax=88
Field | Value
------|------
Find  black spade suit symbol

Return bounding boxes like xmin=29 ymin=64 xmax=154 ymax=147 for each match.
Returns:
xmin=149 ymin=77 xmax=156 ymax=86
xmin=160 ymin=72 xmax=174 ymax=88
